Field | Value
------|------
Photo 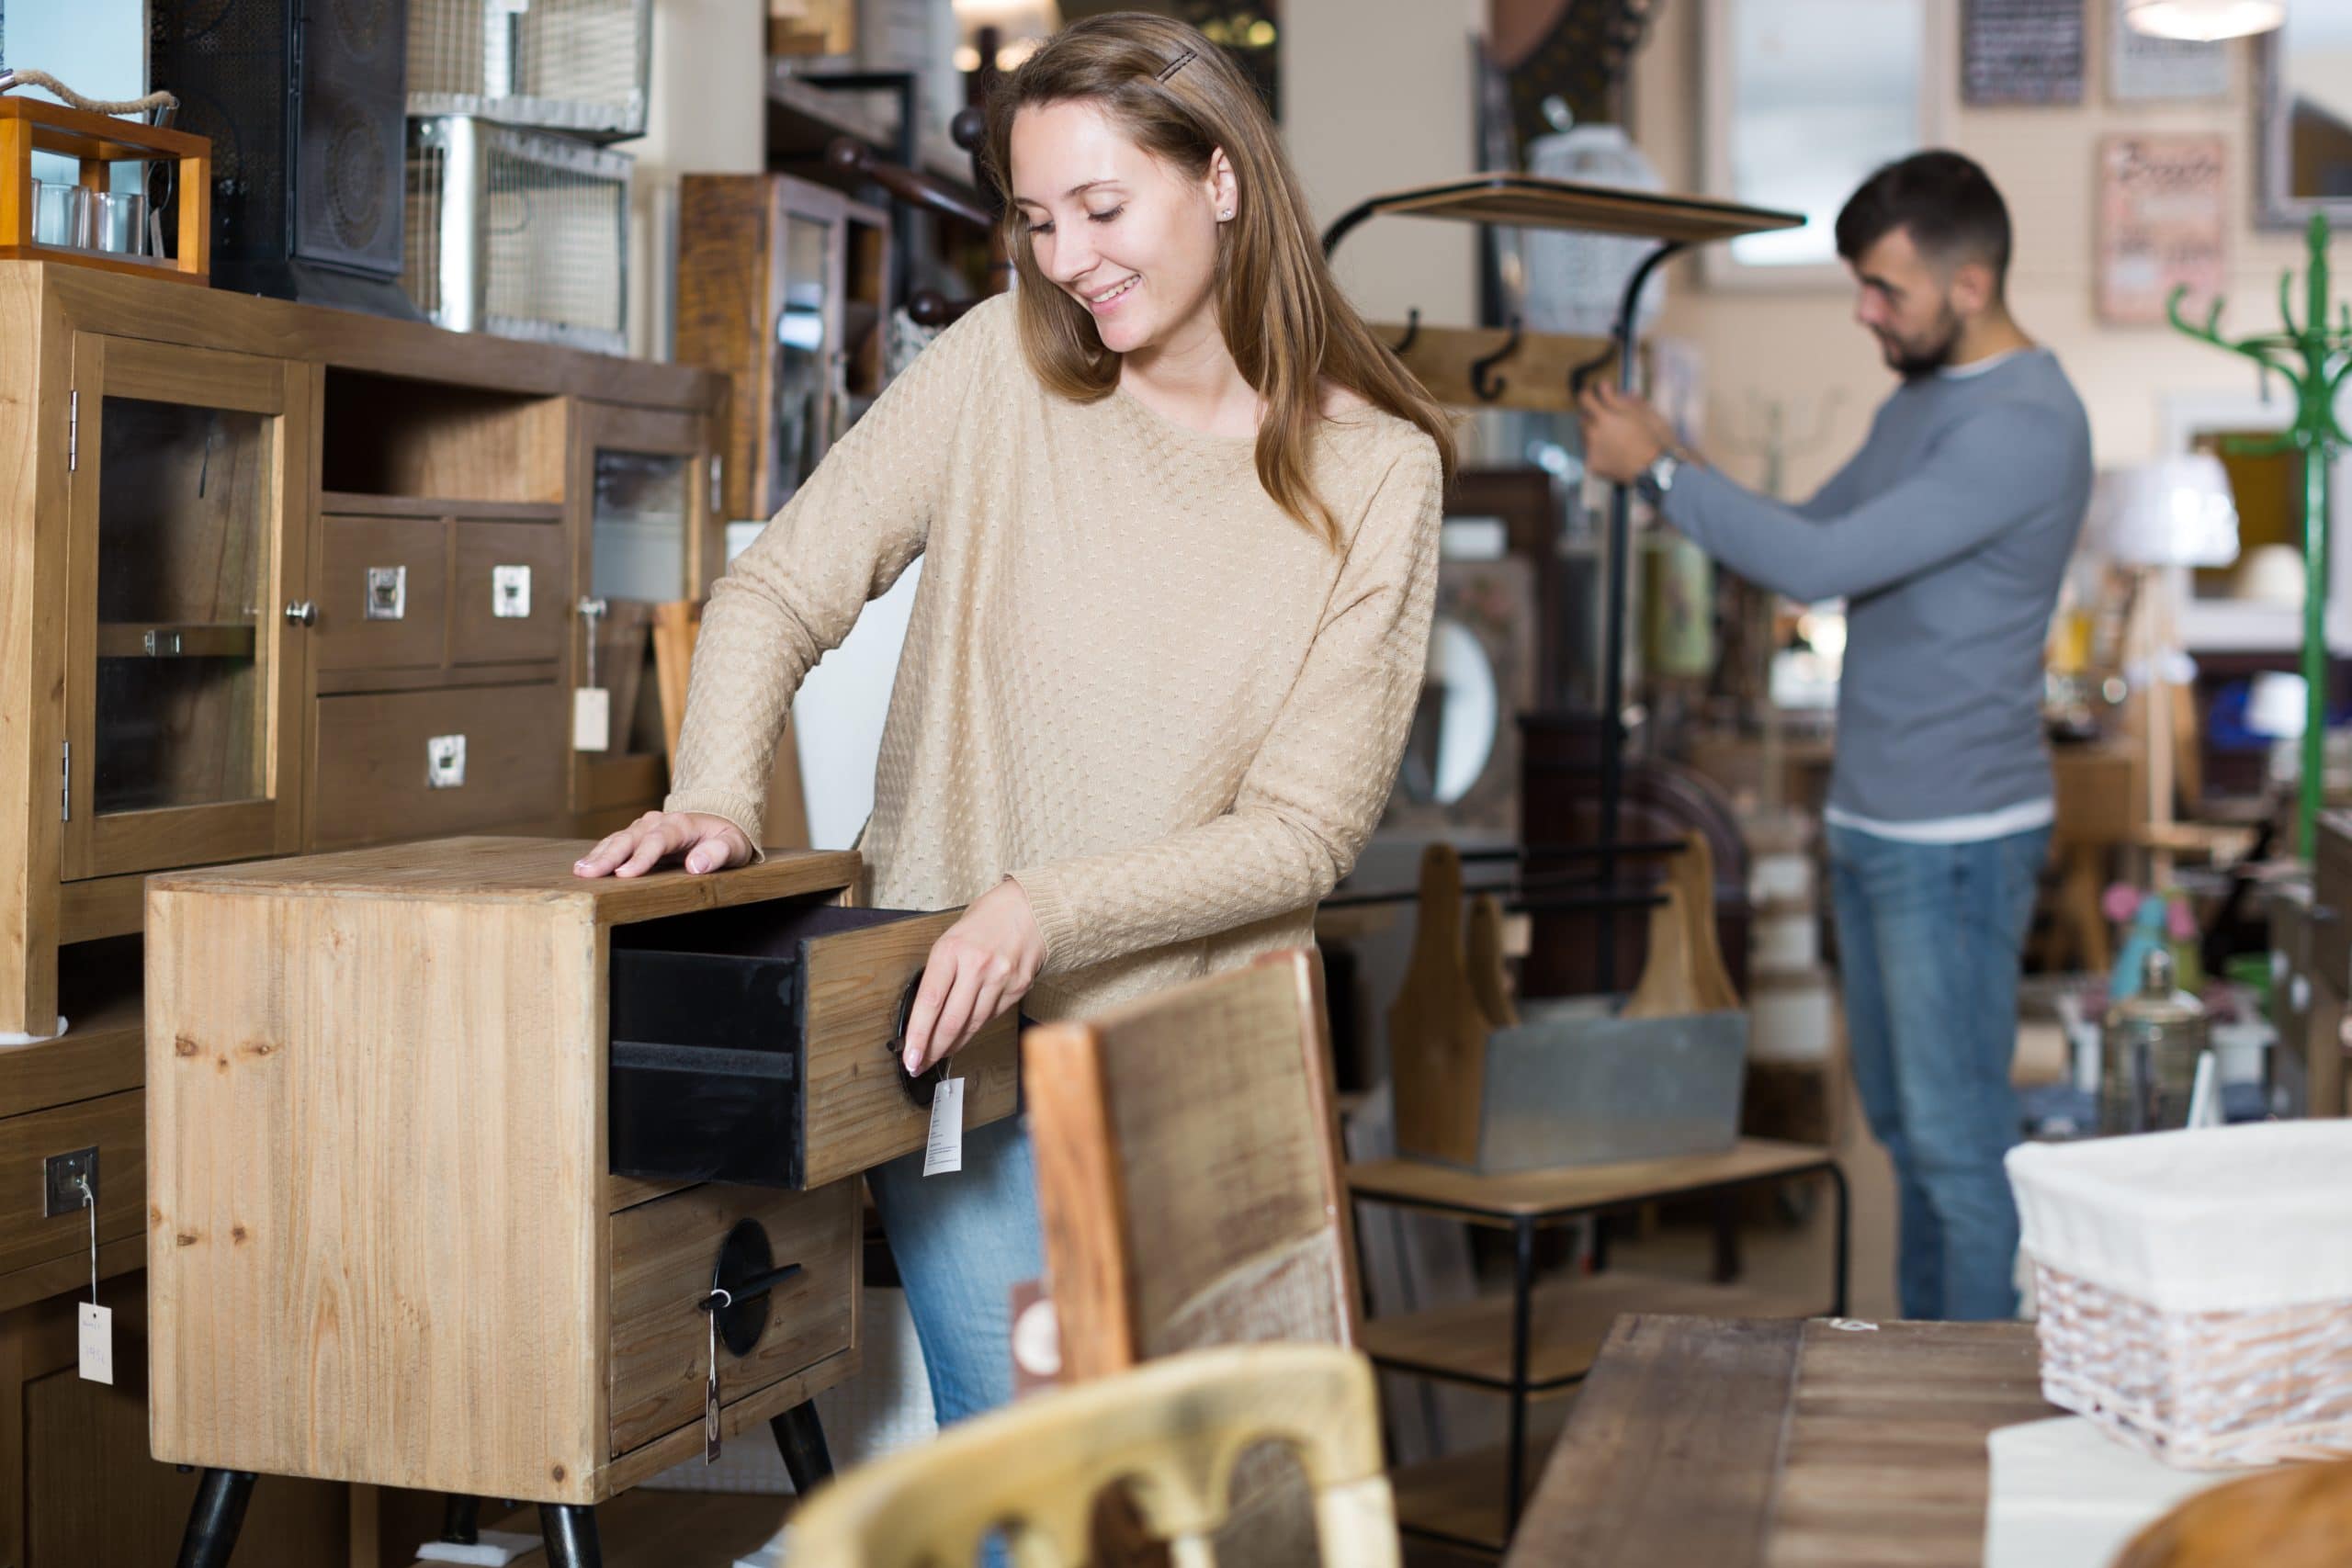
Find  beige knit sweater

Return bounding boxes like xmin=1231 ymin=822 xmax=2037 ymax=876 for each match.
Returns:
xmin=666 ymin=295 xmax=1442 ymax=1023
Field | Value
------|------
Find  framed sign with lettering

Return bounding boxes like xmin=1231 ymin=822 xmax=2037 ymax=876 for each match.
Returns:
xmin=1962 ymin=0 xmax=2085 ymax=106
xmin=2097 ymin=134 xmax=2226 ymax=326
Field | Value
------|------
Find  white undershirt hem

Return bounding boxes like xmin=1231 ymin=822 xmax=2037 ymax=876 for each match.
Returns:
xmin=1824 ymin=796 xmax=2055 ymax=845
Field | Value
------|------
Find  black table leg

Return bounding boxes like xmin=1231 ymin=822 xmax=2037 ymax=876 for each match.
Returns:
xmin=1827 ymin=1162 xmax=1852 ymax=1318
xmin=1504 ymin=1215 xmax=1535 ymax=1541
xmin=772 ymin=1399 xmax=834 ymax=1492
xmin=175 ymin=1469 xmax=257 ymax=1568
xmin=440 ymin=1494 xmax=481 ymax=1544
xmin=539 ymin=1503 xmax=604 ymax=1568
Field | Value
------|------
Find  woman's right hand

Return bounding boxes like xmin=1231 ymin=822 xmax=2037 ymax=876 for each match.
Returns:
xmin=572 ymin=810 xmax=755 ymax=879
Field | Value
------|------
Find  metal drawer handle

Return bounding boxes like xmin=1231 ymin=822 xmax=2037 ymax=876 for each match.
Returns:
xmin=887 ymin=974 xmax=946 ymax=1110
xmin=366 ymin=565 xmax=407 ymax=621
xmin=707 ymin=1218 xmax=801 ymax=1358
xmin=284 ymin=600 xmax=317 ymax=626
xmin=425 ymin=734 xmax=467 ymax=789
xmin=492 ymin=564 xmax=532 ymax=618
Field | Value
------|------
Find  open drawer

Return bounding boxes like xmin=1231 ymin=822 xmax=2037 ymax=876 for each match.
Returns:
xmin=609 ymin=900 xmax=1021 ymax=1190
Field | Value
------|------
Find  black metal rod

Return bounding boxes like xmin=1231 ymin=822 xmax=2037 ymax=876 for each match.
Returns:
xmin=1456 ymin=839 xmax=1688 ymax=863
xmin=538 ymin=1504 xmax=604 ymax=1568
xmin=772 ymin=1400 xmax=835 ymax=1493
xmin=1320 ymin=886 xmax=1668 ymax=913
xmin=705 ymin=1260 xmax=803 ymax=1308
xmin=440 ymin=1495 xmax=481 ymax=1546
xmin=1597 ymin=239 xmax=1689 ymax=990
xmin=174 ymin=1470 xmax=257 ymax=1568
xmin=1505 ymin=1218 xmax=1536 ymax=1540
xmin=1829 ymin=1164 xmax=1852 ymax=1318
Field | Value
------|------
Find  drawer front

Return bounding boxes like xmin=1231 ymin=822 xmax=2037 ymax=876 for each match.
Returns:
xmin=0 ymin=1089 xmax=144 ymax=1276
xmin=799 ymin=912 xmax=1021 ymax=1189
xmin=311 ymin=684 xmax=565 ymax=851
xmin=608 ymin=1179 xmax=857 ymax=1456
xmin=316 ymin=515 xmax=450 ymax=672
xmin=451 ymin=521 xmax=568 ymax=667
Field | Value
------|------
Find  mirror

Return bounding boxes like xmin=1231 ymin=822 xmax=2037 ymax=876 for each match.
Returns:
xmin=2263 ymin=2 xmax=2352 ymax=227
xmin=1398 ymin=618 xmax=1501 ymax=806
xmin=1702 ymin=0 xmax=1945 ymax=283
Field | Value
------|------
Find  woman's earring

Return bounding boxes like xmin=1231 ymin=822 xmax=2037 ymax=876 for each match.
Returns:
xmin=1218 ymin=208 xmax=1234 ymax=220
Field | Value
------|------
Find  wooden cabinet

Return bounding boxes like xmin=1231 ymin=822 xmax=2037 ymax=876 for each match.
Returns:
xmin=62 ymin=336 xmax=311 ymax=884
xmin=142 ymin=839 xmax=1014 ymax=1532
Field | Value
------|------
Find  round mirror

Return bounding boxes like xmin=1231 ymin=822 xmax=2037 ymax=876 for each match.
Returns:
xmin=1399 ymin=617 xmax=1499 ymax=806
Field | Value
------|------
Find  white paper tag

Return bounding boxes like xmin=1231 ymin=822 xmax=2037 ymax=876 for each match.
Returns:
xmin=78 ymin=1303 xmax=113 ymax=1384
xmin=922 ymin=1076 xmax=966 ymax=1177
xmin=572 ymin=687 xmax=611 ymax=752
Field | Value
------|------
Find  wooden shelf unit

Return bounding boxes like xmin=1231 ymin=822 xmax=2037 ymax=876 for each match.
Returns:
xmin=0 ymin=258 xmax=727 ymax=1567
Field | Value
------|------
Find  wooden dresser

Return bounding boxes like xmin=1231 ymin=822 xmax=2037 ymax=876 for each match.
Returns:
xmin=142 ymin=839 xmax=1019 ymax=1564
xmin=0 ymin=261 xmax=729 ymax=1564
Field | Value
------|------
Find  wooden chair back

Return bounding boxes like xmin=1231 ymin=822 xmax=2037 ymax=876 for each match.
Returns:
xmin=1023 ymin=950 xmax=1362 ymax=1382
xmin=782 ymin=1344 xmax=1399 ymax=1568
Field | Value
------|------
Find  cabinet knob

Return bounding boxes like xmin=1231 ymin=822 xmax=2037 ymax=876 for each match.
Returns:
xmin=284 ymin=601 xmax=318 ymax=626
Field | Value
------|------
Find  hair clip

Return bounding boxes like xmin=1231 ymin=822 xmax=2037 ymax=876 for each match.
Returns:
xmin=1156 ymin=48 xmax=1196 ymax=83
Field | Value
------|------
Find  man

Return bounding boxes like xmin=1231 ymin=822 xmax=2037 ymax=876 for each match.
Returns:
xmin=1579 ymin=151 xmax=2092 ymax=1320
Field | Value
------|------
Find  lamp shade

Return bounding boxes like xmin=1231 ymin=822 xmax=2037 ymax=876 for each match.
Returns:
xmin=2089 ymin=456 xmax=2242 ymax=568
xmin=2123 ymin=0 xmax=2285 ymax=41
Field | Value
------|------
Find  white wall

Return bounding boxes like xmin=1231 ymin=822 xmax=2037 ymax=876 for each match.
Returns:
xmin=6 ymin=0 xmax=147 ymax=189
xmin=1280 ymin=0 xmax=1488 ymax=327
xmin=620 ymin=0 xmax=770 ymax=360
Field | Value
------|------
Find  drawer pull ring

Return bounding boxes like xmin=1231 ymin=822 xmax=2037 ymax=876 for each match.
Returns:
xmin=492 ymin=564 xmax=532 ymax=618
xmin=365 ymin=565 xmax=407 ymax=620
xmin=888 ymin=975 xmax=946 ymax=1111
xmin=707 ymin=1218 xmax=801 ymax=1358
xmin=425 ymin=734 xmax=467 ymax=789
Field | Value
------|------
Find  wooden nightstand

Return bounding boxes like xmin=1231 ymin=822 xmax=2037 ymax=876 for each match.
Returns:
xmin=143 ymin=837 xmax=1018 ymax=1566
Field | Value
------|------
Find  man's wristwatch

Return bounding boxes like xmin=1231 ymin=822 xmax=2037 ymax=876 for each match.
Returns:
xmin=1634 ymin=450 xmax=1680 ymax=507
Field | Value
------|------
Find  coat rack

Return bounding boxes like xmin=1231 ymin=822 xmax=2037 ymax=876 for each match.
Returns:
xmin=2169 ymin=214 xmax=2350 ymax=857
xmin=1324 ymin=175 xmax=1800 ymax=984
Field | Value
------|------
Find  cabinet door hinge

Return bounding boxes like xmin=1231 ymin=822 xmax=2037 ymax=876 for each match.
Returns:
xmin=68 ymin=389 xmax=77 ymax=472
xmin=60 ymin=741 xmax=70 ymax=823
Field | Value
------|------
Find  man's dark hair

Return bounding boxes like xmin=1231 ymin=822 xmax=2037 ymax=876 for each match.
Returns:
xmin=1836 ymin=151 xmax=2012 ymax=290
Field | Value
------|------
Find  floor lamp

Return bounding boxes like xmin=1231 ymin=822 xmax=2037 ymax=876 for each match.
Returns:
xmin=2092 ymin=457 xmax=2241 ymax=888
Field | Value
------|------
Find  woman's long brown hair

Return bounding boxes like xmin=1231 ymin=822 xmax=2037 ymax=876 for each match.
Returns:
xmin=982 ymin=12 xmax=1457 ymax=548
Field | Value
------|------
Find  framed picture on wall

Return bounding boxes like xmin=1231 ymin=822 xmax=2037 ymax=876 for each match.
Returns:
xmin=2096 ymin=134 xmax=2225 ymax=326
xmin=1701 ymin=0 xmax=1952 ymax=288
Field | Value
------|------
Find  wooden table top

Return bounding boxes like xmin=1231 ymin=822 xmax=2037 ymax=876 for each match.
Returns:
xmin=1503 ymin=1315 xmax=2056 ymax=1568
xmin=1346 ymin=1139 xmax=1835 ymax=1223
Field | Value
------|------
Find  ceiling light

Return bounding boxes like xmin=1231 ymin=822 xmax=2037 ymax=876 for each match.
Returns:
xmin=2123 ymin=0 xmax=2285 ymax=41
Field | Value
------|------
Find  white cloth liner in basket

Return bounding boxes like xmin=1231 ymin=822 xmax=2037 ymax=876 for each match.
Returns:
xmin=2008 ymin=1122 xmax=2352 ymax=1314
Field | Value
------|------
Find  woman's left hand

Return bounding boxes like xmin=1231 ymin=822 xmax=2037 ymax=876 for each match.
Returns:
xmin=901 ymin=879 xmax=1046 ymax=1075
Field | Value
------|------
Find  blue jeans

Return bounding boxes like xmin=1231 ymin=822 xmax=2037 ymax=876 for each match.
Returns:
xmin=1827 ymin=822 xmax=2049 ymax=1321
xmin=864 ymin=1111 xmax=1043 ymax=1426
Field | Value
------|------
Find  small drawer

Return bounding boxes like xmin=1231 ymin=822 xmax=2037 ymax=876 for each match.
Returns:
xmin=451 ymin=520 xmax=568 ymax=667
xmin=609 ymin=902 xmax=1020 ymax=1190
xmin=608 ymin=1179 xmax=857 ymax=1457
xmin=0 ymin=1089 xmax=143 ymax=1276
xmin=316 ymin=514 xmax=450 ymax=672
xmin=311 ymin=684 xmax=565 ymax=851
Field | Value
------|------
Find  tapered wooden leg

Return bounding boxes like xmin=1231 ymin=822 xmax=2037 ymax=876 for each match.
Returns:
xmin=772 ymin=1399 xmax=834 ymax=1492
xmin=539 ymin=1503 xmax=603 ymax=1568
xmin=175 ymin=1469 xmax=257 ymax=1568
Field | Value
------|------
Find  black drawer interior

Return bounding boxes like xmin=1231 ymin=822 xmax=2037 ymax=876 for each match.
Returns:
xmin=608 ymin=898 xmax=922 ymax=1189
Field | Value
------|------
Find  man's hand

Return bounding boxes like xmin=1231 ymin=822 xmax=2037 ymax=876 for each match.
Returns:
xmin=1576 ymin=382 xmax=1683 ymax=485
xmin=899 ymin=879 xmax=1046 ymax=1075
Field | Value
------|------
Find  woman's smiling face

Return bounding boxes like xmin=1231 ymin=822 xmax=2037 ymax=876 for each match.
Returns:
xmin=1007 ymin=98 xmax=1232 ymax=357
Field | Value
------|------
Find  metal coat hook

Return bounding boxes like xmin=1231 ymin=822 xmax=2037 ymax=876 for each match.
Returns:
xmin=1390 ymin=308 xmax=1421 ymax=355
xmin=1469 ymin=316 xmax=1524 ymax=402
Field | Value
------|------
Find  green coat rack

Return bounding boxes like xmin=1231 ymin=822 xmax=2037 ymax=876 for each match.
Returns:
xmin=2169 ymin=214 xmax=2351 ymax=857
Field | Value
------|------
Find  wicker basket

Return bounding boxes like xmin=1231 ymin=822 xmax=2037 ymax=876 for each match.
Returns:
xmin=2008 ymin=1122 xmax=2352 ymax=1469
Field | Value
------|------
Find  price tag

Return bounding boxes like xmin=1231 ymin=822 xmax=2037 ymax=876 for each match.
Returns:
xmin=922 ymin=1074 xmax=965 ymax=1177
xmin=572 ymin=687 xmax=611 ymax=752
xmin=78 ymin=1303 xmax=113 ymax=1384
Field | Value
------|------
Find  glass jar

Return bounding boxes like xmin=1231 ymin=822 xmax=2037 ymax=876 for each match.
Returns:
xmin=2099 ymin=947 xmax=2208 ymax=1135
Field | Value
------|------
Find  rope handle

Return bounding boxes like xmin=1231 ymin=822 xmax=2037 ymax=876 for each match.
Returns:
xmin=0 ymin=69 xmax=179 ymax=118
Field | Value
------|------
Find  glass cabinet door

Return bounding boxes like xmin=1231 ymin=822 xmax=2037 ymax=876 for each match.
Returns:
xmin=63 ymin=335 xmax=310 ymax=880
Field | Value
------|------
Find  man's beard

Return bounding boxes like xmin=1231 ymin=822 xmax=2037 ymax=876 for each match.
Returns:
xmin=1880 ymin=304 xmax=1963 ymax=379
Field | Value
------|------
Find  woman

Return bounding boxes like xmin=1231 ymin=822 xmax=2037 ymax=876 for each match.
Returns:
xmin=575 ymin=12 xmax=1452 ymax=1427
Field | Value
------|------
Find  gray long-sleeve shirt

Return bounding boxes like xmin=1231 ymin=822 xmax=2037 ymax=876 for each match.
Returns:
xmin=1664 ymin=349 xmax=2092 ymax=829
